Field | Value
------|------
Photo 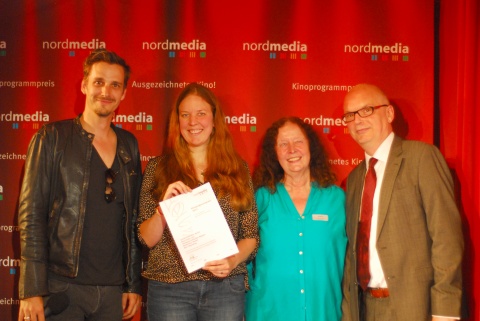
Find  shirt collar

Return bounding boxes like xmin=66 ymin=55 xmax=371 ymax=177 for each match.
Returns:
xmin=365 ymin=132 xmax=395 ymax=167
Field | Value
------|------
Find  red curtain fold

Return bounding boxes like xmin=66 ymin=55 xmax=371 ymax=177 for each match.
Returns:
xmin=439 ymin=1 xmax=479 ymax=320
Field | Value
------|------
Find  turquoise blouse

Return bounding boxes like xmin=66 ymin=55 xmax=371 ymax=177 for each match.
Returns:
xmin=245 ymin=183 xmax=347 ymax=321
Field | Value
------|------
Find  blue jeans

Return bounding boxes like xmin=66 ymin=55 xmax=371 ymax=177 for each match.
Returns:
xmin=147 ymin=275 xmax=245 ymax=321
xmin=47 ymin=278 xmax=123 ymax=321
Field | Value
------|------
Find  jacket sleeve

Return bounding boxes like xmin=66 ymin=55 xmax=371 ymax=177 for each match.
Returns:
xmin=124 ymin=135 xmax=144 ymax=295
xmin=18 ymin=127 xmax=54 ymax=299
xmin=341 ymin=172 xmax=361 ymax=321
xmin=341 ymin=241 xmax=354 ymax=321
xmin=419 ymin=144 xmax=463 ymax=317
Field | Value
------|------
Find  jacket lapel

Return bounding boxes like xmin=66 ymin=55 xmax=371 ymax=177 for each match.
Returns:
xmin=376 ymin=135 xmax=403 ymax=240
xmin=349 ymin=162 xmax=367 ymax=248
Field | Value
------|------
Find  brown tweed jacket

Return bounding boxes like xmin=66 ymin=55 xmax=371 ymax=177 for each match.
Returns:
xmin=341 ymin=136 xmax=463 ymax=321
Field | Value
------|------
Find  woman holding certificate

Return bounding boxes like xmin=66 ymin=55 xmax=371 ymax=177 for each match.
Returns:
xmin=137 ymin=83 xmax=259 ymax=321
xmin=245 ymin=117 xmax=347 ymax=321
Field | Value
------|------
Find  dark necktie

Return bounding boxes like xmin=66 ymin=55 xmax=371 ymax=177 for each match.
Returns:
xmin=357 ymin=157 xmax=378 ymax=290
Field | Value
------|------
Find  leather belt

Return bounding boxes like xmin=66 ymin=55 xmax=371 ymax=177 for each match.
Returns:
xmin=366 ymin=287 xmax=389 ymax=298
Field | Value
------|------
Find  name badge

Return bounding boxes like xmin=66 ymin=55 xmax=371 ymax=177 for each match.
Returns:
xmin=312 ymin=214 xmax=328 ymax=221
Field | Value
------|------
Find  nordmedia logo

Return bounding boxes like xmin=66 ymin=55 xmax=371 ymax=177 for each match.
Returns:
xmin=42 ymin=38 xmax=106 ymax=57
xmin=113 ymin=112 xmax=154 ymax=131
xmin=1 ymin=256 xmax=20 ymax=275
xmin=0 ymin=40 xmax=6 ymax=56
xmin=142 ymin=39 xmax=207 ymax=59
xmin=225 ymin=114 xmax=257 ymax=133
xmin=344 ymin=42 xmax=410 ymax=62
xmin=0 ymin=110 xmax=50 ymax=130
xmin=303 ymin=114 xmax=347 ymax=135
xmin=243 ymin=40 xmax=308 ymax=60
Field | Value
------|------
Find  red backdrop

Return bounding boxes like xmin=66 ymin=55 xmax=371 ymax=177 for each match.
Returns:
xmin=439 ymin=1 xmax=479 ymax=320
xmin=0 ymin=1 xmax=476 ymax=320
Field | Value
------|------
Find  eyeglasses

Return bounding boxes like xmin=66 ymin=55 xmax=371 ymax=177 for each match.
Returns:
xmin=105 ymin=169 xmax=117 ymax=203
xmin=342 ymin=104 xmax=389 ymax=123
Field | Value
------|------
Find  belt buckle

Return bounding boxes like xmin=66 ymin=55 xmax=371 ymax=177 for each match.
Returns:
xmin=367 ymin=287 xmax=389 ymax=298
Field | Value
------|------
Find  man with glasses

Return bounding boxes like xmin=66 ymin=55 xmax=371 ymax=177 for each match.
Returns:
xmin=18 ymin=49 xmax=142 ymax=321
xmin=340 ymin=84 xmax=463 ymax=321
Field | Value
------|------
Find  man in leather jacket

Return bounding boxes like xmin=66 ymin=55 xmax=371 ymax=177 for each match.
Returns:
xmin=18 ymin=49 xmax=143 ymax=321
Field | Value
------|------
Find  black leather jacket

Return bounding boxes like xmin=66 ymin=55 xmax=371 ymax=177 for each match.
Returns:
xmin=18 ymin=116 xmax=143 ymax=299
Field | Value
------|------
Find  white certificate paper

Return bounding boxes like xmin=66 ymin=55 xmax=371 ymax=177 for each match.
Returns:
xmin=159 ymin=182 xmax=239 ymax=273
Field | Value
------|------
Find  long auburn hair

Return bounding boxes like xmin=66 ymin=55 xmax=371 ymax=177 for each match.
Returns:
xmin=153 ymin=83 xmax=253 ymax=211
xmin=253 ymin=117 xmax=336 ymax=193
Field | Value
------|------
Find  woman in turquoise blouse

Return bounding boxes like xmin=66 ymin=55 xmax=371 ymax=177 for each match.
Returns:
xmin=245 ymin=117 xmax=347 ymax=321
